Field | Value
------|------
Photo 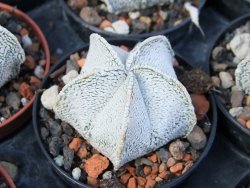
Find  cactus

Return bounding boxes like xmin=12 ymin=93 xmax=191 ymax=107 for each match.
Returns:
xmin=235 ymin=56 xmax=250 ymax=94
xmin=52 ymin=34 xmax=196 ymax=169
xmin=102 ymin=0 xmax=173 ymax=14
xmin=0 ymin=25 xmax=25 ymax=88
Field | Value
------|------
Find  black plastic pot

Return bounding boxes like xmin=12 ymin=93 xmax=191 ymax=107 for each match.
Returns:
xmin=33 ymin=38 xmax=217 ymax=188
xmin=208 ymin=13 xmax=250 ymax=155
xmin=235 ymin=171 xmax=250 ymax=188
xmin=1 ymin=0 xmax=46 ymax=11
xmin=60 ymin=0 xmax=206 ymax=45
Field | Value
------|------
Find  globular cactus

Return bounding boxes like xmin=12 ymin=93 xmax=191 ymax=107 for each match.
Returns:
xmin=235 ymin=56 xmax=250 ymax=94
xmin=102 ymin=0 xmax=173 ymax=14
xmin=52 ymin=34 xmax=196 ymax=169
xmin=0 ymin=25 xmax=25 ymax=88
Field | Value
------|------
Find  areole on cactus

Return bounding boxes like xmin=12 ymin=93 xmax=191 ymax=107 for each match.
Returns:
xmin=0 ymin=25 xmax=25 ymax=88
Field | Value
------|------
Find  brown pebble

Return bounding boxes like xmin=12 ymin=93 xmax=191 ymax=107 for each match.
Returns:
xmin=143 ymin=166 xmax=152 ymax=176
xmin=77 ymin=58 xmax=85 ymax=68
xmin=138 ymin=185 xmax=144 ymax=188
xmin=237 ymin=118 xmax=246 ymax=127
xmin=175 ymin=172 xmax=182 ymax=176
xmin=137 ymin=177 xmax=146 ymax=186
xmin=127 ymin=177 xmax=137 ymax=188
xmin=166 ymin=157 xmax=176 ymax=167
xmin=0 ymin=96 xmax=5 ymax=102
xmin=182 ymin=154 xmax=192 ymax=162
xmin=28 ymin=42 xmax=40 ymax=53
xmin=182 ymin=161 xmax=193 ymax=174
xmin=99 ymin=19 xmax=112 ymax=30
xmin=24 ymin=55 xmax=36 ymax=69
xmin=246 ymin=120 xmax=250 ymax=129
xmin=39 ymin=59 xmax=46 ymax=66
xmin=158 ymin=171 xmax=169 ymax=179
xmin=145 ymin=179 xmax=156 ymax=188
xmin=170 ymin=163 xmax=184 ymax=173
xmin=87 ymin=176 xmax=99 ymax=188
xmin=120 ymin=173 xmax=131 ymax=184
xmin=191 ymin=94 xmax=210 ymax=120
xmin=69 ymin=138 xmax=82 ymax=152
xmin=146 ymin=174 xmax=157 ymax=180
xmin=84 ymin=154 xmax=109 ymax=178
xmin=20 ymin=28 xmax=29 ymax=36
xmin=159 ymin=163 xmax=167 ymax=173
xmin=19 ymin=82 xmax=34 ymax=100
xmin=126 ymin=166 xmax=136 ymax=176
xmin=30 ymin=76 xmax=41 ymax=88
xmin=151 ymin=164 xmax=159 ymax=175
xmin=246 ymin=96 xmax=250 ymax=106
xmin=68 ymin=0 xmax=88 ymax=9
xmin=148 ymin=154 xmax=157 ymax=163
xmin=155 ymin=177 xmax=163 ymax=182
xmin=77 ymin=145 xmax=88 ymax=159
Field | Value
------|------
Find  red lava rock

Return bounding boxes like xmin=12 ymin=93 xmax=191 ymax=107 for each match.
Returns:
xmin=77 ymin=58 xmax=85 ymax=68
xmin=145 ymin=178 xmax=156 ymax=188
xmin=137 ymin=177 xmax=146 ymax=186
xmin=126 ymin=166 xmax=136 ymax=176
xmin=191 ymin=94 xmax=210 ymax=120
xmin=237 ymin=118 xmax=246 ymax=127
xmin=99 ymin=19 xmax=112 ymax=30
xmin=127 ymin=177 xmax=137 ymax=188
xmin=182 ymin=154 xmax=192 ymax=162
xmin=170 ymin=163 xmax=184 ymax=173
xmin=30 ymin=76 xmax=41 ymax=88
xmin=24 ymin=55 xmax=36 ymax=69
xmin=151 ymin=164 xmax=159 ymax=175
xmin=87 ymin=176 xmax=99 ymax=188
xmin=143 ymin=166 xmax=152 ymax=176
xmin=68 ymin=137 xmax=82 ymax=152
xmin=84 ymin=154 xmax=109 ymax=178
xmin=19 ymin=82 xmax=34 ymax=100
xmin=120 ymin=173 xmax=131 ymax=184
xmin=77 ymin=145 xmax=88 ymax=159
xmin=148 ymin=154 xmax=157 ymax=163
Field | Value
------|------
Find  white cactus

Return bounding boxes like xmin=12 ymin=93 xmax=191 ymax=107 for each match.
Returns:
xmin=235 ymin=56 xmax=250 ymax=94
xmin=102 ymin=0 xmax=173 ymax=14
xmin=52 ymin=34 xmax=196 ymax=169
xmin=0 ymin=25 xmax=25 ymax=88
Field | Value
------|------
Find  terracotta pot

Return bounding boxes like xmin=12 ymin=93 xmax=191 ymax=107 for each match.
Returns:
xmin=208 ymin=13 xmax=250 ymax=155
xmin=33 ymin=39 xmax=217 ymax=188
xmin=0 ymin=163 xmax=16 ymax=188
xmin=60 ymin=0 xmax=206 ymax=45
xmin=0 ymin=3 xmax=50 ymax=140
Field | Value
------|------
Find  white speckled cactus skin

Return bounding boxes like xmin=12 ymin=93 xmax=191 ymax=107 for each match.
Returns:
xmin=53 ymin=34 xmax=196 ymax=169
xmin=0 ymin=25 xmax=25 ymax=88
xmin=235 ymin=56 xmax=250 ymax=94
xmin=102 ymin=0 xmax=173 ymax=14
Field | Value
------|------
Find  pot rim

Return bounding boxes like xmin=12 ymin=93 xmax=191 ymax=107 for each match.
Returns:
xmin=0 ymin=163 xmax=16 ymax=188
xmin=60 ymin=0 xmax=206 ymax=39
xmin=0 ymin=3 xmax=50 ymax=137
xmin=207 ymin=12 xmax=250 ymax=137
xmin=33 ymin=38 xmax=217 ymax=188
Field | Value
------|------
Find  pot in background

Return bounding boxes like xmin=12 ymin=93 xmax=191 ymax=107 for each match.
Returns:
xmin=0 ymin=163 xmax=16 ymax=188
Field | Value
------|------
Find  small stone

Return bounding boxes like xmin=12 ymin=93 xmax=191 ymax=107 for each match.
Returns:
xmin=22 ymin=35 xmax=32 ymax=47
xmin=66 ymin=59 xmax=79 ymax=73
xmin=158 ymin=171 xmax=169 ymax=179
xmin=62 ymin=70 xmax=79 ymax=85
xmin=182 ymin=161 xmax=193 ymax=174
xmin=41 ymin=127 xmax=49 ymax=140
xmin=170 ymin=163 xmax=183 ymax=173
xmin=0 ymin=161 xmax=18 ymax=181
xmin=166 ymin=157 xmax=176 ymax=167
xmin=19 ymin=82 xmax=34 ymax=100
xmin=143 ymin=166 xmax=151 ymax=176
xmin=102 ymin=171 xmax=112 ymax=180
xmin=246 ymin=95 xmax=250 ymax=106
xmin=127 ymin=177 xmax=137 ymax=188
xmin=230 ymin=33 xmax=250 ymax=60
xmin=80 ymin=7 xmax=102 ymax=26
xmin=246 ymin=120 xmax=250 ymax=129
xmin=139 ymin=16 xmax=151 ymax=26
xmin=169 ymin=140 xmax=185 ymax=160
xmin=28 ymin=42 xmax=40 ymax=53
xmin=155 ymin=176 xmax=163 ymax=182
xmin=148 ymin=154 xmax=157 ymax=163
xmin=233 ymin=57 xmax=241 ymax=65
xmin=70 ymin=53 xmax=80 ymax=63
xmin=48 ymin=119 xmax=62 ymax=137
xmin=0 ymin=107 xmax=11 ymax=119
xmin=120 ymin=173 xmax=131 ymax=184
xmin=151 ymin=164 xmax=158 ymax=175
xmin=159 ymin=10 xmax=168 ymax=21
xmin=72 ymin=167 xmax=81 ymax=180
xmin=34 ymin=65 xmax=44 ymax=79
xmin=219 ymin=71 xmax=234 ymax=89
xmin=137 ymin=177 xmax=146 ymax=186
xmin=77 ymin=144 xmax=88 ymax=159
xmin=211 ymin=76 xmax=221 ymax=87
xmin=104 ymin=27 xmax=116 ymax=33
xmin=54 ymin=155 xmax=64 ymax=167
xmin=84 ymin=154 xmax=109 ymax=178
xmin=61 ymin=134 xmax=72 ymax=146
xmin=159 ymin=163 xmax=167 ymax=173
xmin=99 ymin=20 xmax=112 ymax=30
xmin=0 ymin=117 xmax=5 ymax=123
xmin=238 ymin=107 xmax=250 ymax=120
xmin=87 ymin=176 xmax=99 ymax=188
xmin=41 ymin=85 xmax=59 ymax=110
xmin=158 ymin=148 xmax=169 ymax=162
xmin=63 ymin=146 xmax=74 ymax=170
xmin=229 ymin=107 xmax=243 ymax=117
xmin=69 ymin=137 xmax=82 ymax=152
xmin=77 ymin=58 xmax=86 ymax=68
xmin=212 ymin=46 xmax=225 ymax=61
xmin=129 ymin=11 xmax=140 ymax=20
xmin=24 ymin=55 xmax=36 ymax=69
xmin=20 ymin=28 xmax=29 ymax=36
xmin=49 ymin=137 xmax=62 ymax=156
xmin=112 ymin=20 xmax=129 ymax=34
xmin=135 ymin=158 xmax=153 ymax=167
xmin=191 ymin=94 xmax=210 ymax=120
xmin=68 ymin=0 xmax=88 ymax=9
xmin=145 ymin=179 xmax=156 ymax=188
xmin=30 ymin=76 xmax=41 ymax=88
xmin=39 ymin=59 xmax=46 ymax=66
xmin=212 ymin=62 xmax=228 ymax=72
xmin=126 ymin=166 xmax=136 ymax=176
xmin=231 ymin=86 xmax=244 ymax=107
xmin=187 ymin=125 xmax=207 ymax=150
xmin=6 ymin=92 xmax=20 ymax=111
xmin=182 ymin=154 xmax=192 ymax=162
xmin=61 ymin=122 xmax=74 ymax=136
